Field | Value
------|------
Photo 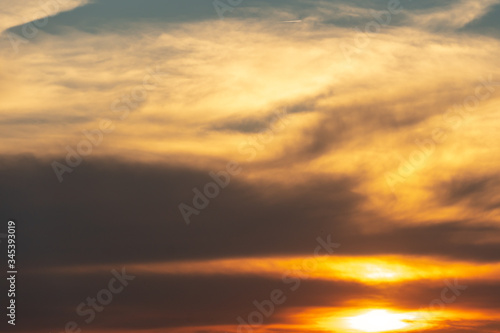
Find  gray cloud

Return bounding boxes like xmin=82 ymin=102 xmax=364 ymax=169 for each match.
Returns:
xmin=1 ymin=155 xmax=500 ymax=272
xmin=437 ymin=174 xmax=500 ymax=212
xmin=8 ymin=269 xmax=500 ymax=332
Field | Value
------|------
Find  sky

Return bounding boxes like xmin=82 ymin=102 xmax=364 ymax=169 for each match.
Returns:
xmin=1 ymin=0 xmax=500 ymax=332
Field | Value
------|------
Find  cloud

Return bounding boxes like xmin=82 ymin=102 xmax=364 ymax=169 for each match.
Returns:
xmin=462 ymin=3 xmax=500 ymax=38
xmin=11 ymin=268 xmax=500 ymax=332
xmin=0 ymin=0 xmax=90 ymax=33
xmin=2 ymin=155 xmax=500 ymax=270
xmin=1 ymin=2 xmax=500 ymax=332
xmin=408 ymin=0 xmax=500 ymax=30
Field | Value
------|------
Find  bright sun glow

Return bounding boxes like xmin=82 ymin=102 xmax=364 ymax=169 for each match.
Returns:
xmin=347 ymin=310 xmax=415 ymax=332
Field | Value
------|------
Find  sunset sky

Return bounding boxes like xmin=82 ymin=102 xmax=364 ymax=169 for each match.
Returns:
xmin=1 ymin=0 xmax=500 ymax=332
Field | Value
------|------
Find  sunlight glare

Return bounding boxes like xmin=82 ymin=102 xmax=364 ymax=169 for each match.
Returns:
xmin=347 ymin=310 xmax=415 ymax=332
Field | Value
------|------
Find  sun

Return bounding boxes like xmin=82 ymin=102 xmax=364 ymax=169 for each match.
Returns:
xmin=347 ymin=310 xmax=415 ymax=332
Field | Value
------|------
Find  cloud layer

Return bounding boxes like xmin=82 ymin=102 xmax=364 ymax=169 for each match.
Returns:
xmin=1 ymin=0 xmax=500 ymax=332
